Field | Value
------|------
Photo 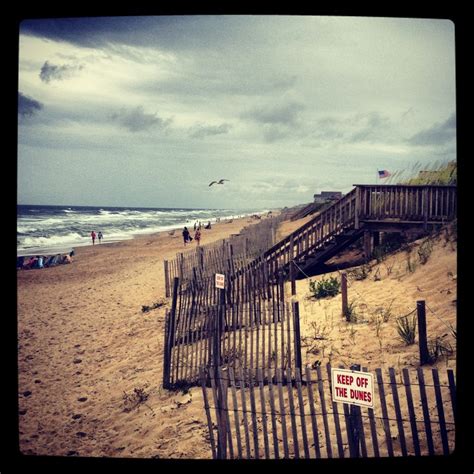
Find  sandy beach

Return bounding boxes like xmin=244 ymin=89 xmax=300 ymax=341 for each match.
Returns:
xmin=17 ymin=217 xmax=261 ymax=459
xmin=17 ymin=214 xmax=457 ymax=460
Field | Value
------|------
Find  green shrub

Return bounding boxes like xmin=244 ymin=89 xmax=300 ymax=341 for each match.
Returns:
xmin=309 ymin=276 xmax=340 ymax=299
xmin=396 ymin=313 xmax=417 ymax=345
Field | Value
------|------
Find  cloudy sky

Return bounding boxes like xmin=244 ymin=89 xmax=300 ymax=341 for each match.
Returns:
xmin=18 ymin=15 xmax=456 ymax=209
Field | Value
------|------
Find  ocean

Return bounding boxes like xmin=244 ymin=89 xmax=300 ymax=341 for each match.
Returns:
xmin=17 ymin=204 xmax=270 ymax=256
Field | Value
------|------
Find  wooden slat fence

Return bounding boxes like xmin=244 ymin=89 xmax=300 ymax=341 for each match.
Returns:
xmin=164 ymin=211 xmax=291 ymax=295
xmin=163 ymin=275 xmax=301 ymax=389
xmin=200 ymin=364 xmax=456 ymax=459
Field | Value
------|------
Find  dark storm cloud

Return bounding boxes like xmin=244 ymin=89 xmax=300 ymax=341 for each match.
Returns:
xmin=110 ymin=106 xmax=172 ymax=133
xmin=189 ymin=123 xmax=232 ymax=139
xmin=39 ymin=60 xmax=84 ymax=83
xmin=18 ymin=92 xmax=43 ymax=117
xmin=407 ymin=113 xmax=456 ymax=146
xmin=20 ymin=16 xmax=264 ymax=52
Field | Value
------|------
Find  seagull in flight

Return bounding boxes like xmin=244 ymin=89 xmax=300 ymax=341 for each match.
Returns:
xmin=209 ymin=179 xmax=230 ymax=187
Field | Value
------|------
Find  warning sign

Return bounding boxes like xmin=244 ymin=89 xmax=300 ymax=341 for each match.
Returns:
xmin=331 ymin=368 xmax=374 ymax=408
xmin=215 ymin=273 xmax=225 ymax=289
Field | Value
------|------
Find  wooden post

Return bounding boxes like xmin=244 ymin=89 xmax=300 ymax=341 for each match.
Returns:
xmin=169 ymin=277 xmax=179 ymax=347
xmin=347 ymin=364 xmax=362 ymax=458
xmin=341 ymin=272 xmax=348 ymax=321
xmin=214 ymin=287 xmax=226 ymax=369
xmin=178 ymin=253 xmax=184 ymax=282
xmin=363 ymin=231 xmax=372 ymax=262
xmin=165 ymin=277 xmax=179 ymax=387
xmin=417 ymin=300 xmax=430 ymax=365
xmin=354 ymin=186 xmax=361 ymax=229
xmin=292 ymin=301 xmax=302 ymax=371
xmin=373 ymin=231 xmax=380 ymax=248
xmin=164 ymin=260 xmax=170 ymax=297
xmin=290 ymin=261 xmax=296 ymax=296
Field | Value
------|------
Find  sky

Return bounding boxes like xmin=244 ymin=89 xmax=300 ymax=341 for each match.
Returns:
xmin=17 ymin=15 xmax=456 ymax=209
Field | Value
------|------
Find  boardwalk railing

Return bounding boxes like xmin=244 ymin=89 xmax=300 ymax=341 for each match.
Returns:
xmin=200 ymin=364 xmax=456 ymax=459
xmin=262 ymin=185 xmax=456 ymax=276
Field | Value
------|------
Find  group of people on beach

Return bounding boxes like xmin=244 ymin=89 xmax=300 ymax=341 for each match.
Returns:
xmin=90 ymin=231 xmax=103 ymax=245
xmin=17 ymin=250 xmax=75 ymax=270
xmin=182 ymin=221 xmax=212 ymax=246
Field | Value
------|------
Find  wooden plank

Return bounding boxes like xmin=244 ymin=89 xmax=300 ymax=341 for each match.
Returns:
xmin=362 ymin=367 xmax=379 ymax=457
xmin=200 ymin=368 xmax=217 ymax=459
xmin=257 ymin=368 xmax=270 ymax=459
xmin=417 ymin=367 xmax=434 ymax=455
xmin=447 ymin=369 xmax=456 ymax=422
xmin=402 ymin=368 xmax=421 ymax=456
xmin=375 ymin=368 xmax=394 ymax=456
xmin=209 ymin=366 xmax=225 ymax=458
xmin=285 ymin=368 xmax=299 ymax=458
xmin=217 ymin=367 xmax=233 ymax=459
xmin=316 ymin=365 xmax=332 ymax=458
xmin=238 ymin=367 xmax=252 ymax=458
xmin=327 ymin=363 xmax=344 ymax=458
xmin=295 ymin=368 xmax=310 ymax=458
xmin=162 ymin=311 xmax=170 ymax=389
xmin=305 ymin=366 xmax=321 ymax=458
xmin=276 ymin=368 xmax=290 ymax=458
xmin=389 ymin=367 xmax=407 ymax=456
xmin=432 ymin=368 xmax=450 ymax=455
xmin=293 ymin=302 xmax=302 ymax=370
xmin=247 ymin=368 xmax=260 ymax=459
xmin=164 ymin=260 xmax=170 ymax=297
xmin=266 ymin=367 xmax=280 ymax=459
xmin=228 ymin=368 xmax=243 ymax=458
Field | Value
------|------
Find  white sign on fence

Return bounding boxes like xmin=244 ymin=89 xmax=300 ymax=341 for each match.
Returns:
xmin=215 ymin=273 xmax=225 ymax=289
xmin=331 ymin=367 xmax=374 ymax=408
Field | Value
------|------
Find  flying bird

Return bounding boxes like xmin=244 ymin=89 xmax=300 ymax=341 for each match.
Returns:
xmin=208 ymin=179 xmax=230 ymax=187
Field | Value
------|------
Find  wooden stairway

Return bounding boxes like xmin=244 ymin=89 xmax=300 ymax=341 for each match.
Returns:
xmin=261 ymin=184 xmax=456 ymax=280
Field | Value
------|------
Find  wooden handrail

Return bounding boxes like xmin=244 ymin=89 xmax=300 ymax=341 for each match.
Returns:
xmin=262 ymin=184 xmax=456 ymax=270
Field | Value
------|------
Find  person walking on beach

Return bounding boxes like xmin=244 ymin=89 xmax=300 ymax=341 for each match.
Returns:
xmin=98 ymin=231 xmax=103 ymax=243
xmin=91 ymin=231 xmax=96 ymax=245
xmin=194 ymin=228 xmax=201 ymax=246
xmin=182 ymin=227 xmax=190 ymax=246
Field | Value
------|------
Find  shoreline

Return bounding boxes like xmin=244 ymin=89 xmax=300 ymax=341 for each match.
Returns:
xmin=17 ymin=211 xmax=274 ymax=258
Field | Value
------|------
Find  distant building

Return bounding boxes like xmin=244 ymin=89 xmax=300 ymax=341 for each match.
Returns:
xmin=313 ymin=191 xmax=342 ymax=204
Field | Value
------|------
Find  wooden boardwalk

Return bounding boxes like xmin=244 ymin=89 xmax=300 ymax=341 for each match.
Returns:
xmin=263 ymin=184 xmax=456 ymax=278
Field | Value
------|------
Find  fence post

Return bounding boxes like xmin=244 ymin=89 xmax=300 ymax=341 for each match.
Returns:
xmin=341 ymin=272 xmax=348 ymax=320
xmin=363 ymin=231 xmax=372 ymax=262
xmin=290 ymin=261 xmax=296 ymax=296
xmin=417 ymin=300 xmax=430 ymax=365
xmin=348 ymin=363 xmax=362 ymax=457
xmin=292 ymin=301 xmax=302 ymax=371
xmin=163 ymin=277 xmax=179 ymax=388
xmin=164 ymin=260 xmax=170 ymax=298
xmin=178 ymin=253 xmax=184 ymax=281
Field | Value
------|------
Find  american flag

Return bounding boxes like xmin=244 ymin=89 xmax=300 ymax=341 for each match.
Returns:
xmin=378 ymin=170 xmax=391 ymax=178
